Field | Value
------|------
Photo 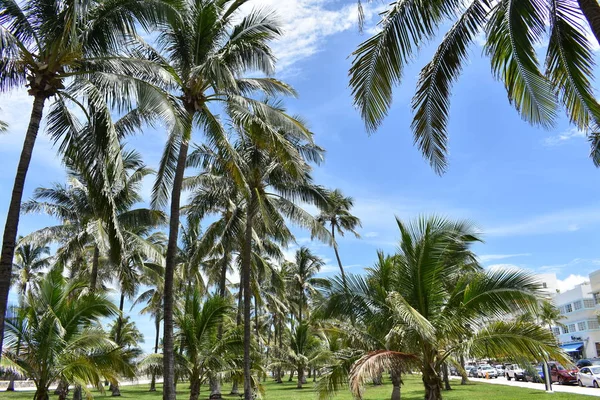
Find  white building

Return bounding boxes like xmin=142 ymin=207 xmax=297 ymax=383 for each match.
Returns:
xmin=537 ymin=273 xmax=558 ymax=296
xmin=551 ymin=280 xmax=600 ymax=360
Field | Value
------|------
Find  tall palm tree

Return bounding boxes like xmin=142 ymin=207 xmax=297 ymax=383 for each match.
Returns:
xmin=316 ymin=189 xmax=361 ymax=288
xmin=21 ymin=149 xmax=165 ymax=289
xmin=11 ymin=238 xmax=50 ymax=302
xmin=1 ymin=270 xmax=132 ymax=400
xmin=184 ymin=116 xmax=329 ymax=398
xmin=324 ymin=216 xmax=569 ymax=400
xmin=176 ymin=291 xmax=241 ymax=400
xmin=350 ymin=0 xmax=600 ymax=173
xmin=143 ymin=2 xmax=309 ymax=396
xmin=133 ymin=282 xmax=164 ymax=392
xmin=0 ymin=0 xmax=178 ymax=349
xmin=285 ymin=247 xmax=326 ymax=326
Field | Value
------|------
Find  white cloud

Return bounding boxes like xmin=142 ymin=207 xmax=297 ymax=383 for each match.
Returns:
xmin=485 ymin=263 xmax=522 ymax=271
xmin=486 ymin=206 xmax=600 ymax=236
xmin=556 ymin=274 xmax=589 ymax=293
xmin=543 ymin=127 xmax=586 ymax=146
xmin=0 ymin=89 xmax=70 ymax=173
xmin=537 ymin=258 xmax=600 ymax=274
xmin=478 ymin=253 xmax=531 ymax=263
xmin=364 ymin=231 xmax=379 ymax=238
xmin=251 ymin=0 xmax=383 ymax=72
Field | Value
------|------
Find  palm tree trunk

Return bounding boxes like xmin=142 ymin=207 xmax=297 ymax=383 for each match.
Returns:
xmin=391 ymin=368 xmax=402 ymax=400
xmin=111 ymin=291 xmax=126 ymax=397
xmin=210 ymin=258 xmax=228 ymax=399
xmin=331 ymin=228 xmax=347 ymax=288
xmin=442 ymin=363 xmax=451 ymax=390
xmin=73 ymin=385 xmax=82 ymax=400
xmin=0 ymin=94 xmax=46 ymax=355
xmin=163 ymin=137 xmax=190 ymax=400
xmin=90 ymin=246 xmax=99 ymax=291
xmin=149 ymin=317 xmax=160 ymax=391
xmin=296 ymin=367 xmax=304 ymax=389
xmin=189 ymin=375 xmax=201 ymax=400
xmin=34 ymin=386 xmax=50 ymax=400
xmin=230 ymin=268 xmax=243 ymax=395
xmin=299 ymin=290 xmax=303 ymax=325
xmin=241 ymin=190 xmax=257 ymax=400
xmin=460 ymin=354 xmax=467 ymax=385
xmin=578 ymin=0 xmax=600 ymax=45
xmin=423 ymin=362 xmax=442 ymax=400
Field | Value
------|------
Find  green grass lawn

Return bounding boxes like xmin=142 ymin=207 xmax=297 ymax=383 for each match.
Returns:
xmin=0 ymin=376 xmax=595 ymax=400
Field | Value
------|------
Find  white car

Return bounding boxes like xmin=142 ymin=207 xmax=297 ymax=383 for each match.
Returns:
xmin=505 ymin=364 xmax=525 ymax=381
xmin=477 ymin=365 xmax=498 ymax=378
xmin=577 ymin=366 xmax=600 ymax=388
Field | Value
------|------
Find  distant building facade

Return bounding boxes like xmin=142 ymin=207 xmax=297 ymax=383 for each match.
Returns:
xmin=551 ymin=281 xmax=599 ymax=360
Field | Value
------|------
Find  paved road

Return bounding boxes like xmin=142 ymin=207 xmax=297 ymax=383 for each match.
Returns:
xmin=464 ymin=375 xmax=600 ymax=397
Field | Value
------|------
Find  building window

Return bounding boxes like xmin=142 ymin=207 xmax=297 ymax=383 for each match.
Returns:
xmin=589 ymin=320 xmax=600 ymax=330
xmin=574 ymin=301 xmax=582 ymax=310
xmin=565 ymin=304 xmax=573 ymax=313
xmin=552 ymin=327 xmax=560 ymax=335
xmin=569 ymin=324 xmax=576 ymax=332
xmin=578 ymin=321 xmax=587 ymax=331
xmin=595 ymin=293 xmax=600 ymax=305
xmin=559 ymin=306 xmax=566 ymax=314
xmin=585 ymin=299 xmax=595 ymax=308
xmin=543 ymin=282 xmax=547 ymax=288
xmin=563 ymin=325 xmax=570 ymax=334
xmin=596 ymin=343 xmax=600 ymax=357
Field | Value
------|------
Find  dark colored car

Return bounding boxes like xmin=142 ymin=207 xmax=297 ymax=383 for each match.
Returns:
xmin=524 ymin=365 xmax=544 ymax=383
xmin=577 ymin=358 xmax=600 ymax=369
xmin=468 ymin=367 xmax=478 ymax=377
xmin=547 ymin=361 xmax=578 ymax=385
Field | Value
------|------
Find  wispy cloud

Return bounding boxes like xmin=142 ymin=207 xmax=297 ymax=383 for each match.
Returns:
xmin=0 ymin=89 xmax=63 ymax=172
xmin=537 ymin=258 xmax=600 ymax=274
xmin=543 ymin=127 xmax=586 ymax=146
xmin=478 ymin=253 xmax=531 ymax=263
xmin=364 ymin=231 xmax=379 ymax=238
xmin=252 ymin=0 xmax=383 ymax=72
xmin=486 ymin=206 xmax=600 ymax=236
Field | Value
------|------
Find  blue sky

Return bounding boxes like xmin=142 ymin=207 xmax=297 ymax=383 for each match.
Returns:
xmin=2 ymin=0 xmax=600 ymax=351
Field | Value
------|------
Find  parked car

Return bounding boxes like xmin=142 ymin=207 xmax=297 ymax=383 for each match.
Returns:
xmin=577 ymin=366 xmax=600 ymax=388
xmin=494 ymin=364 xmax=505 ymax=374
xmin=505 ymin=364 xmax=525 ymax=381
xmin=577 ymin=358 xmax=600 ymax=369
xmin=477 ymin=365 xmax=498 ymax=378
xmin=524 ymin=365 xmax=544 ymax=383
xmin=547 ymin=361 xmax=578 ymax=385
xmin=468 ymin=367 xmax=478 ymax=377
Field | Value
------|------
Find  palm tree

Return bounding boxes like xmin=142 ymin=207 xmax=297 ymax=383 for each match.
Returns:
xmin=270 ymin=322 xmax=324 ymax=389
xmin=176 ymin=291 xmax=241 ymax=400
xmin=143 ymin=2 xmax=309 ymax=396
xmin=0 ymin=0 xmax=178 ymax=349
xmin=21 ymin=149 xmax=165 ymax=289
xmin=184 ymin=113 xmax=329 ymax=398
xmin=324 ymin=216 xmax=569 ymax=400
xmin=11 ymin=238 xmax=50 ymax=302
xmin=133 ymin=283 xmax=164 ymax=392
xmin=2 ymin=270 xmax=132 ymax=400
xmin=285 ymin=247 xmax=326 ymax=326
xmin=350 ymin=0 xmax=600 ymax=173
xmin=316 ymin=189 xmax=361 ymax=288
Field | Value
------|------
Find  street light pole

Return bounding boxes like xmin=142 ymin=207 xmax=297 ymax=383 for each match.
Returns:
xmin=543 ymin=361 xmax=553 ymax=393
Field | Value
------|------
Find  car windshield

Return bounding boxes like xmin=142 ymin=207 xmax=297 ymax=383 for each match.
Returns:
xmin=553 ymin=364 xmax=565 ymax=371
xmin=592 ymin=367 xmax=600 ymax=375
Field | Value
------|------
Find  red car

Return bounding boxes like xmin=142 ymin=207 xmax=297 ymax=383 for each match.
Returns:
xmin=547 ymin=361 xmax=578 ymax=384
